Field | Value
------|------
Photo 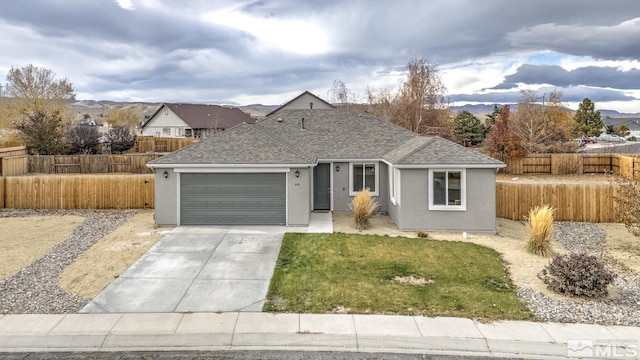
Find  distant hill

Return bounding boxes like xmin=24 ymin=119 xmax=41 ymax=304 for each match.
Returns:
xmin=68 ymin=100 xmax=638 ymax=122
xmin=69 ymin=100 xmax=277 ymax=121
xmin=450 ymin=104 xmax=639 ymax=118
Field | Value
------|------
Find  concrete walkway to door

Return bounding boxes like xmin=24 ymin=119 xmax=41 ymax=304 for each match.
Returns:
xmin=81 ymin=226 xmax=287 ymax=313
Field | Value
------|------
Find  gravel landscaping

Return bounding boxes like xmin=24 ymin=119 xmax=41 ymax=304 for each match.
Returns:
xmin=0 ymin=209 xmax=134 ymax=314
xmin=517 ymin=222 xmax=640 ymax=326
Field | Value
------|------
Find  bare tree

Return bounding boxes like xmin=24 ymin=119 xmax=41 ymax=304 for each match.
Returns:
xmin=106 ymin=126 xmax=136 ymax=153
xmin=1 ymin=64 xmax=75 ymax=128
xmin=106 ymin=107 xmax=141 ymax=127
xmin=66 ymin=123 xmax=100 ymax=154
xmin=364 ymin=58 xmax=451 ymax=138
xmin=512 ymin=90 xmax=577 ymax=153
xmin=328 ymin=79 xmax=356 ymax=108
xmin=396 ymin=58 xmax=450 ymax=136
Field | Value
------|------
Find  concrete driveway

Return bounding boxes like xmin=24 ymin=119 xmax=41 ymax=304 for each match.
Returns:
xmin=81 ymin=226 xmax=285 ymax=313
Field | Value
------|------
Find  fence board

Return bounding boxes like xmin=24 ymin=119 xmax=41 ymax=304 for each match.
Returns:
xmin=496 ymin=181 xmax=615 ymax=222
xmin=0 ymin=177 xmax=4 ymax=208
xmin=127 ymin=136 xmax=196 ymax=153
xmin=1 ymin=156 xmax=29 ymax=176
xmin=0 ymin=146 xmax=28 ymax=158
xmin=29 ymin=154 xmax=163 ymax=174
xmin=4 ymin=174 xmax=154 ymax=209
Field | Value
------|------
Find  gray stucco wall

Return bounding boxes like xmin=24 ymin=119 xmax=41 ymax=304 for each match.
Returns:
xmin=396 ymin=168 xmax=497 ymax=233
xmin=332 ymin=162 xmax=388 ymax=213
xmin=153 ymin=168 xmax=178 ymax=225
xmin=288 ymin=167 xmax=310 ymax=226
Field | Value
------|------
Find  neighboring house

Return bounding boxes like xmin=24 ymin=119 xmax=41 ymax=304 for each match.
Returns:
xmin=602 ymin=116 xmax=640 ymax=138
xmin=148 ymin=109 xmax=504 ymax=233
xmin=141 ymin=103 xmax=254 ymax=138
xmin=266 ymin=91 xmax=335 ymax=116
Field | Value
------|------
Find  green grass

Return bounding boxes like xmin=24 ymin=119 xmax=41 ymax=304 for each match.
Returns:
xmin=264 ymin=233 xmax=533 ymax=320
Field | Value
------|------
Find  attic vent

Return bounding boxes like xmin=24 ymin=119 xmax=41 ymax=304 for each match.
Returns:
xmin=277 ymin=117 xmax=283 ymax=122
xmin=310 ymin=102 xmax=313 ymax=109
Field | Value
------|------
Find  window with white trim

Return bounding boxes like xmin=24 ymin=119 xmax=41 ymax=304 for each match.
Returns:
xmin=162 ymin=127 xmax=170 ymax=135
xmin=429 ymin=169 xmax=466 ymax=210
xmin=349 ymin=163 xmax=379 ymax=196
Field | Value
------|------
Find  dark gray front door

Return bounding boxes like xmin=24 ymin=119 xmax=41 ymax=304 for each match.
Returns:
xmin=314 ymin=163 xmax=331 ymax=210
xmin=180 ymin=173 xmax=286 ymax=225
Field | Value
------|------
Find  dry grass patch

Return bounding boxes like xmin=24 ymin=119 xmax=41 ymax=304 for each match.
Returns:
xmin=0 ymin=215 xmax=84 ymax=279
xmin=59 ymin=210 xmax=172 ymax=298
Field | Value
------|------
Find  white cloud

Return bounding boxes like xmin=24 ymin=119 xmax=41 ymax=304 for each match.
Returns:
xmin=201 ymin=8 xmax=331 ymax=56
xmin=115 ymin=0 xmax=135 ymax=11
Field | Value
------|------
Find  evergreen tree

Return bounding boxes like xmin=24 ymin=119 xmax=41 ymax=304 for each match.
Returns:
xmin=453 ymin=110 xmax=485 ymax=146
xmin=574 ymin=98 xmax=603 ymax=137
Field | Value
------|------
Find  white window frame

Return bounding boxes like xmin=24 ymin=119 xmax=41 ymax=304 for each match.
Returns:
xmin=428 ymin=169 xmax=466 ymax=211
xmin=389 ymin=166 xmax=400 ymax=206
xmin=349 ymin=162 xmax=379 ymax=196
xmin=162 ymin=127 xmax=171 ymax=135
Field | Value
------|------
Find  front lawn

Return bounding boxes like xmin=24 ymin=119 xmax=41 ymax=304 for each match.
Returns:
xmin=264 ymin=232 xmax=533 ymax=320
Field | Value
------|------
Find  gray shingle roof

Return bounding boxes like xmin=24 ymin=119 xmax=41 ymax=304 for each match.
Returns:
xmin=384 ymin=136 xmax=505 ymax=166
xmin=149 ymin=108 xmax=504 ymax=167
xmin=143 ymin=103 xmax=254 ymax=129
xmin=149 ymin=123 xmax=313 ymax=165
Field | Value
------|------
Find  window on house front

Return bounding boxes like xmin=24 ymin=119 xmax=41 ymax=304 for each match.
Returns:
xmin=164 ymin=108 xmax=168 ymax=115
xmin=194 ymin=129 xmax=202 ymax=138
xmin=162 ymin=128 xmax=170 ymax=135
xmin=349 ymin=163 xmax=378 ymax=196
xmin=185 ymin=129 xmax=193 ymax=137
xmin=429 ymin=169 xmax=466 ymax=210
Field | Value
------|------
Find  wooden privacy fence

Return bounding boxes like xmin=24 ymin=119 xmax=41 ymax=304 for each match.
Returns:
xmin=504 ymin=153 xmax=639 ymax=178
xmin=29 ymin=154 xmax=163 ymax=174
xmin=0 ymin=146 xmax=29 ymax=176
xmin=496 ymin=181 xmax=615 ymax=222
xmin=127 ymin=136 xmax=196 ymax=153
xmin=1 ymin=174 xmax=154 ymax=209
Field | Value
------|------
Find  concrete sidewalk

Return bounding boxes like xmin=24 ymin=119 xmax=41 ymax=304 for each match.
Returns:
xmin=1 ymin=312 xmax=639 ymax=358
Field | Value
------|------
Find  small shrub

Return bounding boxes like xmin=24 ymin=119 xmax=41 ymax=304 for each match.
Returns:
xmin=349 ymin=188 xmax=378 ymax=230
xmin=539 ymin=253 xmax=615 ymax=298
xmin=417 ymin=231 xmax=429 ymax=238
xmin=525 ymin=205 xmax=555 ymax=256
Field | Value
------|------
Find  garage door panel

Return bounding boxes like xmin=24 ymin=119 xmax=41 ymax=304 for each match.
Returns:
xmin=180 ymin=173 xmax=286 ymax=225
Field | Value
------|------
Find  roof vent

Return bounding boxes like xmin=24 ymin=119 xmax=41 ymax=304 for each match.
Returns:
xmin=310 ymin=102 xmax=314 ymax=109
xmin=277 ymin=117 xmax=283 ymax=122
xmin=301 ymin=117 xmax=305 ymax=130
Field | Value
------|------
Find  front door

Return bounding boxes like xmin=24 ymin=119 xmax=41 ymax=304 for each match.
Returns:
xmin=314 ymin=163 xmax=331 ymax=210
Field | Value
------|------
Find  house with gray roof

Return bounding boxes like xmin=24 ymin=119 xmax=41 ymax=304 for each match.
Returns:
xmin=141 ymin=103 xmax=254 ymax=138
xmin=266 ymin=90 xmax=335 ymax=116
xmin=148 ymin=109 xmax=504 ymax=232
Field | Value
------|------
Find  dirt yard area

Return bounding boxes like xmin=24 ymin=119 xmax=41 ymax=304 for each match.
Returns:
xmin=0 ymin=215 xmax=84 ymax=279
xmin=0 ymin=210 xmax=172 ymax=298
xmin=333 ymin=212 xmax=640 ymax=301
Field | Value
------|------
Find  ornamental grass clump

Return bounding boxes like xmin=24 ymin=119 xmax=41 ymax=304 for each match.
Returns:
xmin=349 ymin=188 xmax=378 ymax=230
xmin=526 ymin=205 xmax=555 ymax=256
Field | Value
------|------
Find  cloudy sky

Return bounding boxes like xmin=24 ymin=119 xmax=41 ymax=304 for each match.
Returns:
xmin=1 ymin=0 xmax=640 ymax=113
